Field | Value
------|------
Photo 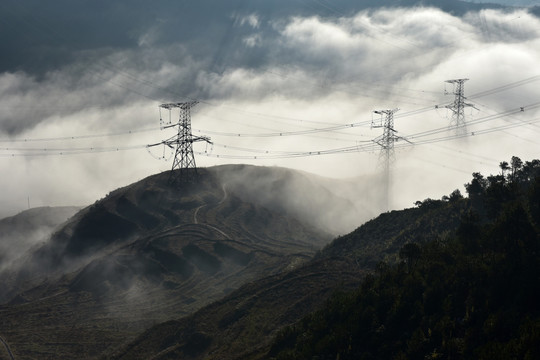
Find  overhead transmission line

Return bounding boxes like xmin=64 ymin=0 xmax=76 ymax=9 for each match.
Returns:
xmin=403 ymin=101 xmax=540 ymax=142
xmin=2 ymin=76 xmax=540 ymax=159
xmin=193 ymin=119 xmax=373 ymax=138
xmin=469 ymin=74 xmax=540 ymax=99
xmin=4 ymin=0 xmax=539 ymax=165
xmin=3 ymin=73 xmax=535 ymax=145
xmin=0 ymin=127 xmax=160 ymax=143
xmin=2 ymin=107 xmax=538 ymax=159
xmin=195 ymin=143 xmax=377 ymax=160
xmin=196 ymin=100 xmax=540 ymax=160
xmin=1 ymin=101 xmax=536 ymax=158
xmin=0 ymin=144 xmax=148 ymax=157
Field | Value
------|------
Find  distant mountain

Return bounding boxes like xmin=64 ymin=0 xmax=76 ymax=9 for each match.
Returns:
xmin=0 ymin=206 xmax=80 ymax=271
xmin=0 ymin=165 xmax=372 ymax=359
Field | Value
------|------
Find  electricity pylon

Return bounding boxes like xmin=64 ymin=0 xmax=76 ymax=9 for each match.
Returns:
xmin=444 ymin=79 xmax=476 ymax=136
xmin=151 ymin=101 xmax=211 ymax=184
xmin=372 ymin=108 xmax=410 ymax=211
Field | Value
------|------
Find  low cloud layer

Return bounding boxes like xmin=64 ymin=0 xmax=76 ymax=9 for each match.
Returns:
xmin=1 ymin=3 xmax=539 ymax=221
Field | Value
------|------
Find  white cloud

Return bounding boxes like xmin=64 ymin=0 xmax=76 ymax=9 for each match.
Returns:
xmin=234 ymin=13 xmax=261 ymax=28
xmin=1 ymin=7 xmax=540 ymax=219
xmin=464 ymin=9 xmax=540 ymax=43
xmin=243 ymin=33 xmax=262 ymax=47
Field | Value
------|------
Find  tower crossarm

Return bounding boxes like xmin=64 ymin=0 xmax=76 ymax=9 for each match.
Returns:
xmin=444 ymin=78 xmax=476 ymax=135
xmin=153 ymin=100 xmax=210 ymax=184
xmin=159 ymin=101 xmax=199 ymax=110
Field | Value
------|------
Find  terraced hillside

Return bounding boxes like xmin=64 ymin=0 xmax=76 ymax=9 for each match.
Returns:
xmin=0 ymin=166 xmax=336 ymax=359
xmin=108 ymin=189 xmax=470 ymax=360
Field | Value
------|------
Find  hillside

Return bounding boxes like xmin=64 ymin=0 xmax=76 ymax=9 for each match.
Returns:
xmin=107 ymin=158 xmax=540 ymax=359
xmin=4 ymin=159 xmax=537 ymax=359
xmin=269 ymin=158 xmax=540 ymax=359
xmin=107 ymin=178 xmax=471 ymax=359
xmin=0 ymin=206 xmax=80 ymax=272
xmin=212 ymin=164 xmax=378 ymax=236
xmin=0 ymin=165 xmax=349 ymax=359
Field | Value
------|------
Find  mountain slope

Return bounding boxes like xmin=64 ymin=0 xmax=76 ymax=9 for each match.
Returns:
xmin=109 ymin=256 xmax=364 ymax=360
xmin=0 ymin=206 xmax=80 ymax=272
xmin=212 ymin=164 xmax=378 ymax=236
xmin=269 ymin=162 xmax=540 ymax=359
xmin=108 ymin=188 xmax=470 ymax=359
xmin=111 ymin=159 xmax=540 ymax=360
xmin=0 ymin=165 xmax=356 ymax=359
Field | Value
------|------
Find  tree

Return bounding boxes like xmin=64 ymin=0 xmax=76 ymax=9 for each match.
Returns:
xmin=448 ymin=189 xmax=463 ymax=202
xmin=465 ymin=173 xmax=488 ymax=211
xmin=522 ymin=160 xmax=540 ymax=182
xmin=399 ymin=243 xmax=421 ymax=272
xmin=510 ymin=156 xmax=523 ymax=182
xmin=499 ymin=161 xmax=510 ymax=178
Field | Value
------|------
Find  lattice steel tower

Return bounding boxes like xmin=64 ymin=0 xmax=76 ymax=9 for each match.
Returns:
xmin=158 ymin=101 xmax=211 ymax=184
xmin=372 ymin=108 xmax=410 ymax=211
xmin=445 ymin=79 xmax=475 ymax=136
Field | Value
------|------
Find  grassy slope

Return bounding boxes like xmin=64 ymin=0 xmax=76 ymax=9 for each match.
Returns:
xmin=0 ymin=167 xmax=331 ymax=360
xmin=109 ymin=195 xmax=468 ymax=359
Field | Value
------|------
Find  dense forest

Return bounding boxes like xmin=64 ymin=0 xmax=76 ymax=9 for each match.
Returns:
xmin=269 ymin=157 xmax=540 ymax=359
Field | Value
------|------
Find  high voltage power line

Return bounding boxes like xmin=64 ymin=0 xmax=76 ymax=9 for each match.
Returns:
xmin=1 ymin=77 xmax=540 ymax=159
xmin=2 ymin=110 xmax=538 ymax=159
xmin=1 ymin=73 xmax=537 ymax=145
xmin=193 ymin=120 xmax=373 ymax=138
xmin=1 ymin=100 xmax=539 ymax=158
xmin=0 ymin=144 xmax=148 ymax=157
xmin=402 ymin=102 xmax=540 ymax=142
xmin=0 ymin=127 xmax=161 ymax=143
xmin=1 ymin=0 xmax=537 ymax=179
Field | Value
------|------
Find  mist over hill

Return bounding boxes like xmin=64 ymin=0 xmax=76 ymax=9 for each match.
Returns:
xmin=0 ymin=0 xmax=539 ymax=356
xmin=0 ymin=164 xmax=376 ymax=359
xmin=1 ymin=157 xmax=539 ymax=359
xmin=0 ymin=206 xmax=80 ymax=272
xmin=107 ymin=175 xmax=469 ymax=359
xmin=269 ymin=158 xmax=540 ymax=359
xmin=2 ymin=0 xmax=539 ymax=225
xmin=212 ymin=164 xmax=380 ymax=235
xmin=108 ymin=157 xmax=540 ymax=360
xmin=0 ymin=165 xmax=375 ymax=297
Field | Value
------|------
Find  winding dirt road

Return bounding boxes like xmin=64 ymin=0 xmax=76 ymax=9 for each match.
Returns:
xmin=0 ymin=335 xmax=15 ymax=360
xmin=193 ymin=184 xmax=230 ymax=239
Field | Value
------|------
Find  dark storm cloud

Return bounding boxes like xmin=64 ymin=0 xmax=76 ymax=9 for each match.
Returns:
xmin=0 ymin=0 xmax=513 ymax=75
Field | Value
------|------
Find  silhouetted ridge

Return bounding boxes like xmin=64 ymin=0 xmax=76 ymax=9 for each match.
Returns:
xmin=270 ymin=157 xmax=540 ymax=359
xmin=109 ymin=157 xmax=540 ymax=360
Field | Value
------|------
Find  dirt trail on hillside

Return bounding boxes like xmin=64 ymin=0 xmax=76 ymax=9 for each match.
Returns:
xmin=0 ymin=335 xmax=15 ymax=360
xmin=193 ymin=184 xmax=230 ymax=239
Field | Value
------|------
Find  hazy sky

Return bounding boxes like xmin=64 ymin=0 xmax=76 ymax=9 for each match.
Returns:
xmin=1 ymin=0 xmax=540 ymax=219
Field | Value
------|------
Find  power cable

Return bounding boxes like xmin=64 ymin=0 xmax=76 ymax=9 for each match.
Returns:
xmin=0 ymin=127 xmax=160 ymax=143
